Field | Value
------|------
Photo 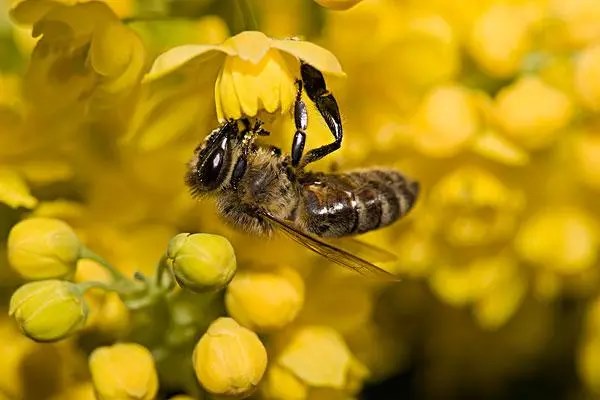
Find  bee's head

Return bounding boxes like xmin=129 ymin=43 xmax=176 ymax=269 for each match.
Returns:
xmin=185 ymin=120 xmax=238 ymax=195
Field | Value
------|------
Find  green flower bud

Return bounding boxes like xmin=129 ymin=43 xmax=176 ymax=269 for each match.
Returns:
xmin=7 ymin=218 xmax=82 ymax=280
xmin=166 ymin=233 xmax=236 ymax=292
xmin=9 ymin=280 xmax=88 ymax=342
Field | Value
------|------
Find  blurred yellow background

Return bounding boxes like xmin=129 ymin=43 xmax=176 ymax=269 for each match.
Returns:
xmin=1 ymin=0 xmax=599 ymax=398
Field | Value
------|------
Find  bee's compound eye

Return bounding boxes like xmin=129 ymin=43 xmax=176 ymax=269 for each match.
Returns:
xmin=200 ymin=138 xmax=228 ymax=189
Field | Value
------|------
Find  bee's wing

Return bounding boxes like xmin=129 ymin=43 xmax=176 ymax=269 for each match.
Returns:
xmin=261 ymin=212 xmax=400 ymax=281
xmin=323 ymin=237 xmax=398 ymax=263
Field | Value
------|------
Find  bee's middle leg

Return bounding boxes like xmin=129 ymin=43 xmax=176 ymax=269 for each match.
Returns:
xmin=298 ymin=62 xmax=343 ymax=168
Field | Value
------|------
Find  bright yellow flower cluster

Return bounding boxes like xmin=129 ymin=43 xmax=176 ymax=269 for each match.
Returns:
xmin=1 ymin=0 xmax=600 ymax=398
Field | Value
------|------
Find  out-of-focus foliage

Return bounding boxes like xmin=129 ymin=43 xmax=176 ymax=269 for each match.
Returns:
xmin=1 ymin=0 xmax=599 ymax=399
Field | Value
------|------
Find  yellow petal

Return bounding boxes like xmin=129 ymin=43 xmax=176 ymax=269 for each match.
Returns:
xmin=278 ymin=326 xmax=352 ymax=388
xmin=230 ymin=57 xmax=260 ymax=117
xmin=272 ymin=39 xmax=345 ymax=76
xmin=223 ymin=31 xmax=272 ymax=64
xmin=90 ymin=21 xmax=132 ymax=77
xmin=471 ymin=129 xmax=529 ymax=166
xmin=145 ymin=45 xmax=228 ymax=81
xmin=99 ymin=30 xmax=145 ymax=94
xmin=0 ymin=169 xmax=38 ymax=209
xmin=215 ymin=66 xmax=225 ymax=122
xmin=217 ymin=57 xmax=243 ymax=120
xmin=255 ymin=52 xmax=286 ymax=113
xmin=10 ymin=0 xmax=63 ymax=25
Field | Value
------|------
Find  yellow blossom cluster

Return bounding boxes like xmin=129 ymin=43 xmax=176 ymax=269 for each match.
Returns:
xmin=1 ymin=0 xmax=600 ymax=398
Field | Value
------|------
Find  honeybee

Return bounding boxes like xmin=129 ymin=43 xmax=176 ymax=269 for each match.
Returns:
xmin=185 ymin=119 xmax=419 ymax=280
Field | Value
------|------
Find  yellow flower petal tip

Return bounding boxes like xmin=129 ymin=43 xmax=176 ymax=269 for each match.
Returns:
xmin=0 ymin=168 xmax=38 ymax=209
xmin=7 ymin=218 xmax=82 ymax=280
xmin=193 ymin=317 xmax=267 ymax=398
xmin=166 ymin=233 xmax=237 ymax=293
xmin=9 ymin=280 xmax=88 ymax=342
xmin=89 ymin=343 xmax=159 ymax=400
xmin=225 ymin=266 xmax=305 ymax=332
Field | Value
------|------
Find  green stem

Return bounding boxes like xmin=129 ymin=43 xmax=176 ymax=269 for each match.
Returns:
xmin=77 ymin=281 xmax=112 ymax=293
xmin=155 ymin=254 xmax=168 ymax=287
xmin=79 ymin=246 xmax=129 ymax=283
xmin=237 ymin=0 xmax=258 ymax=31
xmin=122 ymin=14 xmax=196 ymax=24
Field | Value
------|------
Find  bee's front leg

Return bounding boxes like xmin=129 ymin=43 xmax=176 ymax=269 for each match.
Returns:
xmin=231 ymin=122 xmax=264 ymax=190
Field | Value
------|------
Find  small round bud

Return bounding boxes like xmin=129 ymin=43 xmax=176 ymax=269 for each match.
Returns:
xmin=9 ymin=280 xmax=88 ymax=342
xmin=313 ymin=0 xmax=363 ymax=10
xmin=166 ymin=233 xmax=236 ymax=292
xmin=8 ymin=218 xmax=82 ymax=280
xmin=193 ymin=317 xmax=267 ymax=398
xmin=89 ymin=343 xmax=159 ymax=400
xmin=225 ymin=267 xmax=304 ymax=332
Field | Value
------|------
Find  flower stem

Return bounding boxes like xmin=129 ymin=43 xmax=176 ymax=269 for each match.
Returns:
xmin=77 ymin=281 xmax=112 ymax=293
xmin=79 ymin=246 xmax=129 ymax=283
xmin=155 ymin=254 xmax=168 ymax=287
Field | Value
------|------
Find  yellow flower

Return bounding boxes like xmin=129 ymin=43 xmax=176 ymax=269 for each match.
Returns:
xmin=494 ymin=76 xmax=573 ymax=150
xmin=575 ymin=43 xmax=600 ymax=111
xmin=7 ymin=217 xmax=82 ymax=280
xmin=147 ymin=30 xmax=344 ymax=121
xmin=411 ymin=84 xmax=479 ymax=157
xmin=11 ymin=1 xmax=145 ymax=114
xmin=428 ymin=166 xmax=524 ymax=246
xmin=313 ymin=0 xmax=364 ymax=11
xmin=515 ymin=208 xmax=598 ymax=274
xmin=277 ymin=326 xmax=368 ymax=390
xmin=193 ymin=317 xmax=267 ymax=398
xmin=468 ymin=3 xmax=541 ymax=77
xmin=550 ymin=0 xmax=600 ymax=47
xmin=225 ymin=266 xmax=304 ymax=332
xmin=89 ymin=343 xmax=159 ymax=400
xmin=166 ymin=233 xmax=237 ymax=292
xmin=9 ymin=280 xmax=88 ymax=342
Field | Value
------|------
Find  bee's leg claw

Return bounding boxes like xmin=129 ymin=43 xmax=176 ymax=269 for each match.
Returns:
xmin=299 ymin=61 xmax=343 ymax=167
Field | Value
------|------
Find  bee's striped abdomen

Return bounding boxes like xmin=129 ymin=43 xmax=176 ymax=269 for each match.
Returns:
xmin=298 ymin=169 xmax=419 ymax=238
